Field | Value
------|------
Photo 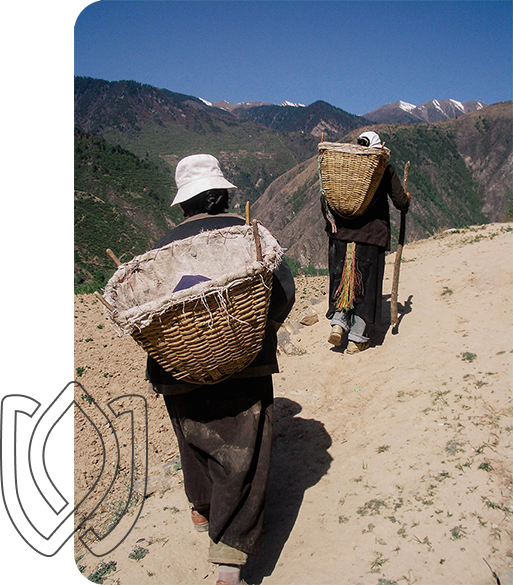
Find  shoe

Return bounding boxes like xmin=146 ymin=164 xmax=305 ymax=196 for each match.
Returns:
xmin=191 ymin=509 xmax=209 ymax=532
xmin=345 ymin=341 xmax=369 ymax=354
xmin=328 ymin=325 xmax=344 ymax=346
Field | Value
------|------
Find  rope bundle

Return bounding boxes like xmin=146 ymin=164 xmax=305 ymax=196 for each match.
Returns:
xmin=332 ymin=242 xmax=362 ymax=311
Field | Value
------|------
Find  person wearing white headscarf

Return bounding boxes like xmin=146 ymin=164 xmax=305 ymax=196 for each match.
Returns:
xmin=323 ymin=131 xmax=410 ymax=354
xmin=356 ymin=130 xmax=383 ymax=148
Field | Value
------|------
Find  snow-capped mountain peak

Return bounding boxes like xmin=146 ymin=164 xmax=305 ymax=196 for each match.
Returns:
xmin=280 ymin=101 xmax=307 ymax=108
xmin=449 ymin=99 xmax=465 ymax=112
xmin=399 ymin=101 xmax=416 ymax=112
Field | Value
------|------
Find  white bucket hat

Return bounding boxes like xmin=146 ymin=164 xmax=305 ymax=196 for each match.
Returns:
xmin=172 ymin=154 xmax=237 ymax=206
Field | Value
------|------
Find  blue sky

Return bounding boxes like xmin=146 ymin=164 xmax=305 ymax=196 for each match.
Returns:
xmin=75 ymin=0 xmax=512 ymax=115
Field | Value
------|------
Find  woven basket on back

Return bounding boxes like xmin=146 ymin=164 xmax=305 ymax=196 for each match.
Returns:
xmin=318 ymin=141 xmax=390 ymax=218
xmin=100 ymin=223 xmax=282 ymax=385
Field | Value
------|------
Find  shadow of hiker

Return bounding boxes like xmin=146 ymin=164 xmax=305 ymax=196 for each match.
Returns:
xmin=369 ymin=293 xmax=414 ymax=346
xmin=243 ymin=398 xmax=333 ymax=584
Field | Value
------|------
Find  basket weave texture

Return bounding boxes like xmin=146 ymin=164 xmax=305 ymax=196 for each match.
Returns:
xmin=318 ymin=142 xmax=390 ymax=218
xmin=102 ymin=223 xmax=282 ymax=385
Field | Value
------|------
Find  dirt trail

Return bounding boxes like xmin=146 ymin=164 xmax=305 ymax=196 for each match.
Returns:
xmin=74 ymin=223 xmax=513 ymax=585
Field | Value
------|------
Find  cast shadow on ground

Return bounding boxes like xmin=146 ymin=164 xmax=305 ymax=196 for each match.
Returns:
xmin=378 ymin=293 xmax=414 ymax=340
xmin=242 ymin=398 xmax=333 ymax=584
xmin=364 ymin=293 xmax=414 ymax=348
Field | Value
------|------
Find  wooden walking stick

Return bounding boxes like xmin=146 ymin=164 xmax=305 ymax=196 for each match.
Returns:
xmin=390 ymin=161 xmax=410 ymax=331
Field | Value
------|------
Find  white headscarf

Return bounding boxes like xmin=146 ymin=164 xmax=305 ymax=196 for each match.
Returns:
xmin=358 ymin=131 xmax=382 ymax=148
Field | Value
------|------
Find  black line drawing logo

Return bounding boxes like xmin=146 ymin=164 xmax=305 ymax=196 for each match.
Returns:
xmin=0 ymin=381 xmax=148 ymax=557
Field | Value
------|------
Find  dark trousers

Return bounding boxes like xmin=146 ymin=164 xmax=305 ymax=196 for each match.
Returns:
xmin=326 ymin=239 xmax=386 ymax=324
xmin=163 ymin=376 xmax=274 ymax=557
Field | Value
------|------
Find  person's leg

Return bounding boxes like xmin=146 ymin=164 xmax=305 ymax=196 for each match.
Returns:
xmin=164 ymin=377 xmax=273 ymax=580
xmin=164 ymin=394 xmax=213 ymax=513
xmin=326 ymin=239 xmax=349 ymax=345
xmin=346 ymin=314 xmax=370 ymax=353
xmin=209 ymin=539 xmax=247 ymax=584
xmin=204 ymin=377 xmax=273 ymax=556
xmin=330 ymin=310 xmax=350 ymax=331
xmin=351 ymin=244 xmax=385 ymax=325
xmin=326 ymin=239 xmax=348 ymax=319
xmin=344 ymin=243 xmax=385 ymax=354
xmin=348 ymin=314 xmax=369 ymax=343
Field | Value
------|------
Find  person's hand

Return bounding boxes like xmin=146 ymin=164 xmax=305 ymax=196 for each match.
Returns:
xmin=406 ymin=191 xmax=411 ymax=202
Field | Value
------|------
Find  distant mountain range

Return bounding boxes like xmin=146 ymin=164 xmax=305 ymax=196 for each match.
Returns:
xmin=74 ymin=77 xmax=512 ymax=287
xmin=229 ymin=100 xmax=369 ymax=139
xmin=205 ymin=98 xmax=366 ymax=139
xmin=209 ymin=99 xmax=306 ymax=112
xmin=363 ymin=99 xmax=488 ymax=124
xmin=206 ymin=97 xmax=487 ymax=126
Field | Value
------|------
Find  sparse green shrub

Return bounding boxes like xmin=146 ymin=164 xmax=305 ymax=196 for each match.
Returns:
xmin=87 ymin=560 xmax=117 ymax=584
xmin=129 ymin=545 xmax=149 ymax=561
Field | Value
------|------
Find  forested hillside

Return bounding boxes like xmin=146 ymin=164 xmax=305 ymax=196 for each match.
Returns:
xmin=74 ymin=77 xmax=512 ymax=284
xmin=74 ymin=77 xmax=319 ymax=207
xmin=74 ymin=126 xmax=182 ymax=291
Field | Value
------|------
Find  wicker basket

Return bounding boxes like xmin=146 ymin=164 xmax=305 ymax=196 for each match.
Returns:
xmin=100 ymin=223 xmax=282 ymax=385
xmin=318 ymin=141 xmax=390 ymax=218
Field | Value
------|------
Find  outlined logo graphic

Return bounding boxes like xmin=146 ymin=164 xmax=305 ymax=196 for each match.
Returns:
xmin=0 ymin=381 xmax=148 ymax=557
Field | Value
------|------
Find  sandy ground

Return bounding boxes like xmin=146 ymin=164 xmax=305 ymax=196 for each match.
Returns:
xmin=74 ymin=223 xmax=513 ymax=585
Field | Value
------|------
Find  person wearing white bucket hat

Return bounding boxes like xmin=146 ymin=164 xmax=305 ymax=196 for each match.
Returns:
xmin=172 ymin=153 xmax=237 ymax=206
xmin=146 ymin=154 xmax=295 ymax=585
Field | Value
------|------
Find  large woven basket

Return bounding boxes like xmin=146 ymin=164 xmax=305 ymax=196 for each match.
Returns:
xmin=318 ymin=141 xmax=390 ymax=218
xmin=99 ymin=223 xmax=282 ymax=385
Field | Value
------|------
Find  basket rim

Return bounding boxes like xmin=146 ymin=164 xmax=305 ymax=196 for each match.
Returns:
xmin=102 ymin=223 xmax=283 ymax=336
xmin=318 ymin=141 xmax=390 ymax=156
